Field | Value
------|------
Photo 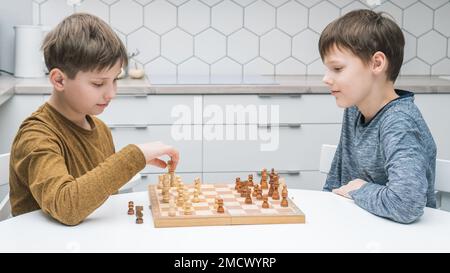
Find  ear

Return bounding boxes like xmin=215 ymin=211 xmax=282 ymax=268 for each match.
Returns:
xmin=371 ymin=51 xmax=387 ymax=76
xmin=49 ymin=68 xmax=66 ymax=92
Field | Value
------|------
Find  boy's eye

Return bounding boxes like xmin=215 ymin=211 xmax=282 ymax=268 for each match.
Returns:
xmin=334 ymin=67 xmax=342 ymax=72
xmin=93 ymin=83 xmax=103 ymax=87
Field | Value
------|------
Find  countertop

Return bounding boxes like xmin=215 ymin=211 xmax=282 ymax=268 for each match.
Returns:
xmin=1 ymin=74 xmax=450 ymax=104
xmin=1 ymin=188 xmax=450 ymax=252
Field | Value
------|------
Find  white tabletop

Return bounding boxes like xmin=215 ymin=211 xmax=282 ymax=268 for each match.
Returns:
xmin=1 ymin=189 xmax=450 ymax=253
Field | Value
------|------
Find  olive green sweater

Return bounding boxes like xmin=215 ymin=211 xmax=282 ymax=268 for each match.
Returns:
xmin=9 ymin=103 xmax=146 ymax=225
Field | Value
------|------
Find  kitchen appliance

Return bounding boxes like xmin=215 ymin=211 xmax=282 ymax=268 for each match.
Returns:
xmin=13 ymin=25 xmax=45 ymax=78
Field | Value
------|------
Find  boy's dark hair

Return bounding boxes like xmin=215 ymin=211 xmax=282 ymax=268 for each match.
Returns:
xmin=319 ymin=9 xmax=404 ymax=82
xmin=42 ymin=13 xmax=128 ymax=79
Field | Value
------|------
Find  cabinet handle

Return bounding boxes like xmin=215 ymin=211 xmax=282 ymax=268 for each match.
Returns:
xmin=257 ymin=123 xmax=302 ymax=128
xmin=116 ymin=94 xmax=147 ymax=98
xmin=256 ymin=170 xmax=301 ymax=176
xmin=108 ymin=124 xmax=148 ymax=129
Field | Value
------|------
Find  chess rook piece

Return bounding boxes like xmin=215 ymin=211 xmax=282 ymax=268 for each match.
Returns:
xmin=135 ymin=206 xmax=144 ymax=224
xmin=262 ymin=195 xmax=269 ymax=208
xmin=127 ymin=201 xmax=134 ymax=215
xmin=217 ymin=198 xmax=225 ymax=213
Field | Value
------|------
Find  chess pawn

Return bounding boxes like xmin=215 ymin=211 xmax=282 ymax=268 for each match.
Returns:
xmin=235 ymin=177 xmax=241 ymax=191
xmin=192 ymin=189 xmax=200 ymax=203
xmin=252 ymin=184 xmax=259 ymax=197
xmin=217 ymin=199 xmax=225 ymax=213
xmin=214 ymin=197 xmax=219 ymax=210
xmin=256 ymin=188 xmax=263 ymax=200
xmin=247 ymin=174 xmax=254 ymax=187
xmin=127 ymin=201 xmax=134 ymax=215
xmin=183 ymin=201 xmax=193 ymax=215
xmin=177 ymin=190 xmax=184 ymax=207
xmin=262 ymin=195 xmax=269 ymax=208
xmin=245 ymin=191 xmax=252 ymax=204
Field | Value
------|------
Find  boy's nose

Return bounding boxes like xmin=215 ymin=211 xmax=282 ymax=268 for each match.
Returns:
xmin=322 ymin=73 xmax=333 ymax=86
xmin=104 ymin=86 xmax=116 ymax=100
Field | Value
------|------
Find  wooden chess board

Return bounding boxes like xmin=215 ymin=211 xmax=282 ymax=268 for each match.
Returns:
xmin=148 ymin=183 xmax=305 ymax=228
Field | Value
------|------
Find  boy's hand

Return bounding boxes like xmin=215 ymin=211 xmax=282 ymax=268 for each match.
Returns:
xmin=136 ymin=141 xmax=179 ymax=170
xmin=332 ymin=179 xmax=366 ymax=199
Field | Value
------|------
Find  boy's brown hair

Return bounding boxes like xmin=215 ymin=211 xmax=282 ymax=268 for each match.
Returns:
xmin=319 ymin=9 xmax=405 ymax=82
xmin=42 ymin=13 xmax=128 ymax=79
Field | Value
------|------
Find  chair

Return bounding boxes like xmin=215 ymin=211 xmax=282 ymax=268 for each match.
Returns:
xmin=435 ymin=159 xmax=450 ymax=210
xmin=319 ymin=144 xmax=337 ymax=174
xmin=0 ymin=153 xmax=11 ymax=221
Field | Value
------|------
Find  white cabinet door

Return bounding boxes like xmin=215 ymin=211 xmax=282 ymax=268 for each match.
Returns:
xmin=110 ymin=125 xmax=202 ymax=173
xmin=146 ymin=95 xmax=203 ymax=125
xmin=203 ymin=124 xmax=341 ymax=172
xmin=0 ymin=95 xmax=45 ymax=153
xmin=415 ymin=94 xmax=450 ymax=160
xmin=203 ymin=94 xmax=343 ymax=124
xmin=203 ymin=170 xmax=326 ymax=190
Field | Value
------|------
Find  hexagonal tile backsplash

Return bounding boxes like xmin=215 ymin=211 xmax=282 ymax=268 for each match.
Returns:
xmin=34 ymin=0 xmax=450 ymax=77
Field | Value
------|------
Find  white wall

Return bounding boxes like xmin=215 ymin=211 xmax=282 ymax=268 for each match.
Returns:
xmin=0 ymin=0 xmax=33 ymax=73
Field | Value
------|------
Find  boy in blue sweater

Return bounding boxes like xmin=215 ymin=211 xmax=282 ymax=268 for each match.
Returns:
xmin=319 ymin=9 xmax=436 ymax=224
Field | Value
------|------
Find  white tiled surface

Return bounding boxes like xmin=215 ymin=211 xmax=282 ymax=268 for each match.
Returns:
xmin=33 ymin=0 xmax=450 ymax=78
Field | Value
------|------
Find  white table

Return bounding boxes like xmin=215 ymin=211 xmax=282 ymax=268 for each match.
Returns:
xmin=1 ymin=189 xmax=450 ymax=253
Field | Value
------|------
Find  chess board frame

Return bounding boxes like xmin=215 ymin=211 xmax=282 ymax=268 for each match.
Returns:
xmin=148 ymin=183 xmax=305 ymax=228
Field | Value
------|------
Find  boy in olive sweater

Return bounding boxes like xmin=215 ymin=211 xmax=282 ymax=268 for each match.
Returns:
xmin=9 ymin=13 xmax=179 ymax=225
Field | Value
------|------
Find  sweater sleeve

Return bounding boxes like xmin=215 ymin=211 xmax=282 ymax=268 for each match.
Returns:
xmin=323 ymin=141 xmax=343 ymax=192
xmin=349 ymin=113 xmax=430 ymax=224
xmin=12 ymin=128 xmax=146 ymax=226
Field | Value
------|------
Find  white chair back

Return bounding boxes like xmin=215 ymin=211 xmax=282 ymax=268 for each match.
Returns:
xmin=319 ymin=144 xmax=337 ymax=174
xmin=435 ymin=159 xmax=450 ymax=193
xmin=0 ymin=153 xmax=11 ymax=221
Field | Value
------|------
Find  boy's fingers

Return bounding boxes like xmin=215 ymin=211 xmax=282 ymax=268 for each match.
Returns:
xmin=149 ymin=158 xmax=167 ymax=169
xmin=163 ymin=146 xmax=179 ymax=170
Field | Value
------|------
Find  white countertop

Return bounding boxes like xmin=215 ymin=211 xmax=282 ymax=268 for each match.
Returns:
xmin=1 ymin=188 xmax=449 ymax=253
xmin=1 ymin=74 xmax=450 ymax=96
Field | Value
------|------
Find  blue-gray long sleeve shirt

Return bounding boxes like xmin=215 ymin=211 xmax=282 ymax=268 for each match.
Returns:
xmin=323 ymin=90 xmax=437 ymax=224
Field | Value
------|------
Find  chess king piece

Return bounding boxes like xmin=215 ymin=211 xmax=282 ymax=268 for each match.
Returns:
xmin=260 ymin=168 xmax=268 ymax=189
xmin=217 ymin=198 xmax=225 ymax=213
xmin=127 ymin=201 xmax=134 ymax=215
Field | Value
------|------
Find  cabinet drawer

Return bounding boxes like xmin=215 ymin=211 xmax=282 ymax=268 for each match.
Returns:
xmin=110 ymin=125 xmax=202 ymax=172
xmin=203 ymin=124 xmax=341 ymax=172
xmin=203 ymin=170 xmax=326 ymax=190
xmin=97 ymin=94 xmax=148 ymax=125
xmin=98 ymin=95 xmax=203 ymax=125
xmin=203 ymin=94 xmax=343 ymax=124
